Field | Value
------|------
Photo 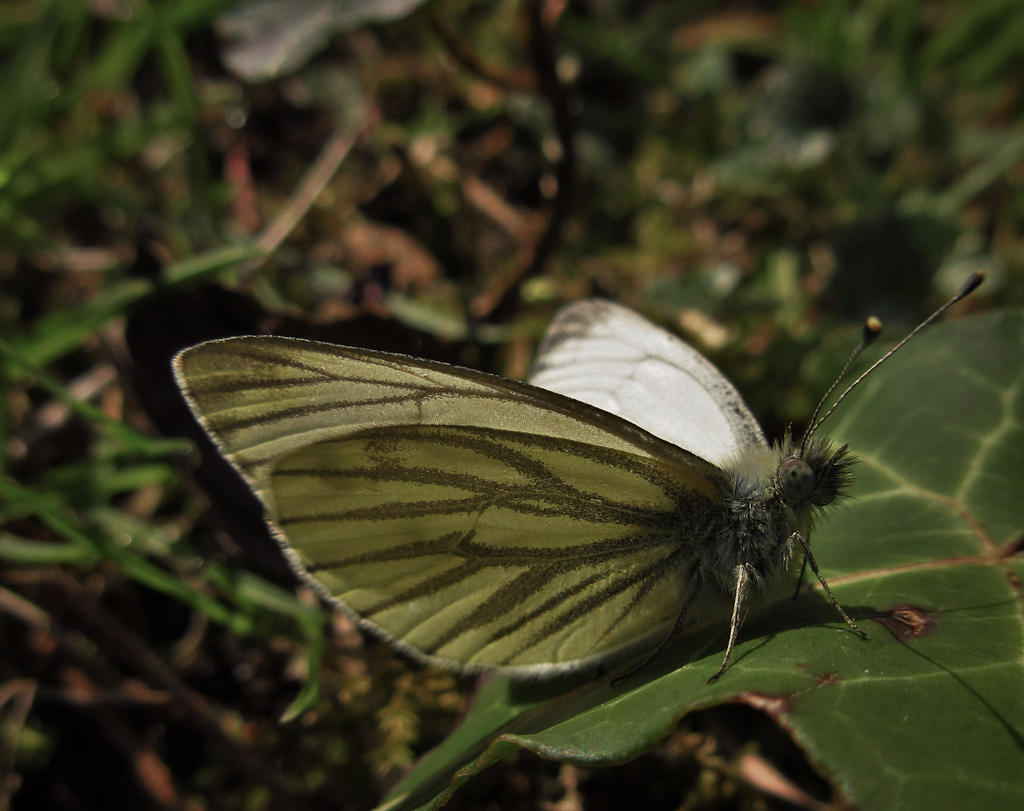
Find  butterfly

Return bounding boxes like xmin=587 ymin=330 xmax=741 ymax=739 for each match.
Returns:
xmin=173 ymin=276 xmax=980 ymax=682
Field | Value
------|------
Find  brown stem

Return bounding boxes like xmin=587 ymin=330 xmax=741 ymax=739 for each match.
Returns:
xmin=471 ymin=0 xmax=577 ymax=322
xmin=428 ymin=8 xmax=536 ymax=92
xmin=42 ymin=574 xmax=309 ymax=809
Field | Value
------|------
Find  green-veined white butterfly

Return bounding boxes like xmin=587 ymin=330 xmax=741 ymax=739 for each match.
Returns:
xmin=173 ymin=276 xmax=981 ymax=681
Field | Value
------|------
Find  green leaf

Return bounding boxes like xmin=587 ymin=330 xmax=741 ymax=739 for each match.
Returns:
xmin=382 ymin=308 xmax=1024 ymax=811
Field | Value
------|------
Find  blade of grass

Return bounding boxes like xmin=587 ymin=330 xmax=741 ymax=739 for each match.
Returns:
xmin=0 ymin=478 xmax=254 ymax=634
xmin=0 ymin=532 xmax=99 ymax=564
xmin=0 ymin=0 xmax=59 ymax=152
xmin=13 ymin=242 xmax=263 ymax=367
xmin=0 ymin=336 xmax=188 ymax=457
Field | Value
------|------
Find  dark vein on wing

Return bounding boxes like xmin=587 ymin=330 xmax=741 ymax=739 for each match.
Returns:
xmin=184 ymin=342 xmax=720 ymax=482
xmin=308 ymin=527 xmax=670 ymax=573
xmin=273 ymin=429 xmax=690 ymax=528
xmin=425 ymin=536 xmax=694 ymax=662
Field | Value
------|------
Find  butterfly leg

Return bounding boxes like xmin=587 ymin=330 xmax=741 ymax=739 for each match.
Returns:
xmin=791 ymin=554 xmax=808 ymax=599
xmin=707 ymin=563 xmax=753 ymax=683
xmin=791 ymin=531 xmax=867 ymax=638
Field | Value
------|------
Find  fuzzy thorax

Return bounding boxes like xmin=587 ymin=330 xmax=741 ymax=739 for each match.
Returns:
xmin=699 ymin=436 xmax=855 ymax=598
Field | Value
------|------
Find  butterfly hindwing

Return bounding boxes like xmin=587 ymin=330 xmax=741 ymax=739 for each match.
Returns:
xmin=270 ymin=424 xmax=723 ymax=672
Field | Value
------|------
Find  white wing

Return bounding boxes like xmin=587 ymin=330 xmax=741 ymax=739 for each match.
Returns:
xmin=529 ymin=300 xmax=766 ymax=467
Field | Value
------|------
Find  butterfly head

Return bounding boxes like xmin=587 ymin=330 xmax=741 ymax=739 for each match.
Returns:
xmin=778 ymin=437 xmax=854 ymax=510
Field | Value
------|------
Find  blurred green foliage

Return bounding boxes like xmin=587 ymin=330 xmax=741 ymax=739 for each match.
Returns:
xmin=1 ymin=0 xmax=1020 ymax=809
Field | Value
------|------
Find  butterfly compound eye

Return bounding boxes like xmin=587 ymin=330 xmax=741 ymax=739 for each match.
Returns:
xmin=780 ymin=458 xmax=816 ymax=503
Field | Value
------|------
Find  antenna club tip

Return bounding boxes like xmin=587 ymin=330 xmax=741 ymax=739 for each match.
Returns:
xmin=958 ymin=271 xmax=985 ymax=299
xmin=863 ymin=316 xmax=884 ymax=341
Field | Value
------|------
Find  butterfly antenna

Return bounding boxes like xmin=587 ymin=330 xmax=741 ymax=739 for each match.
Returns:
xmin=803 ymin=271 xmax=984 ymax=447
xmin=798 ymin=315 xmax=883 ymax=457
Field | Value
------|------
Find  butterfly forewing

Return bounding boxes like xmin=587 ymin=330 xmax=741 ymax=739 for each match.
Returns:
xmin=174 ymin=335 xmax=730 ymax=673
xmin=530 ymin=300 xmax=766 ymax=466
xmin=175 ymin=337 xmax=719 ymax=499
